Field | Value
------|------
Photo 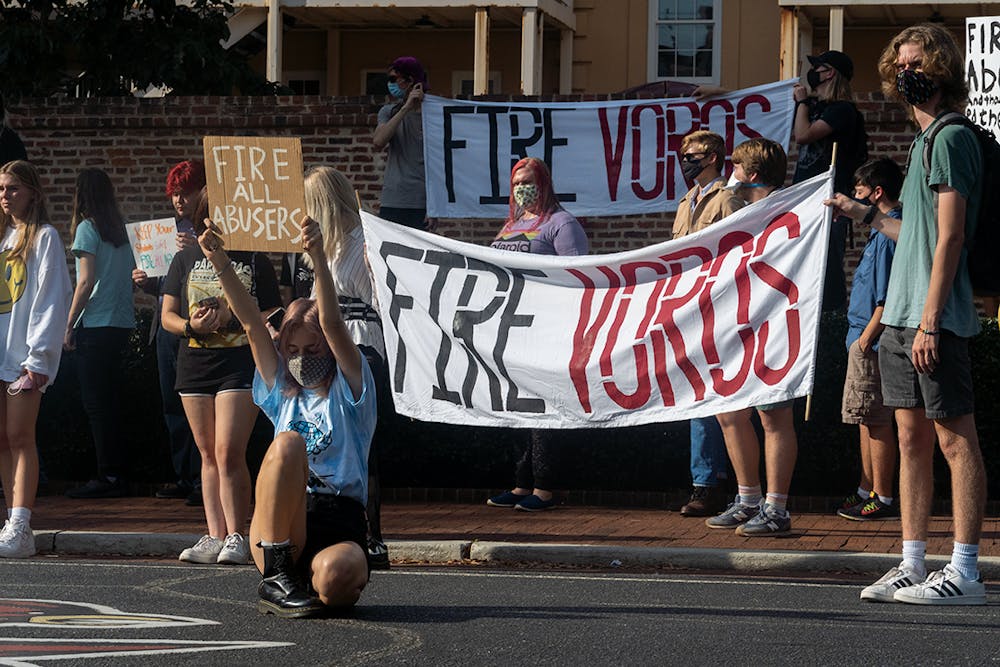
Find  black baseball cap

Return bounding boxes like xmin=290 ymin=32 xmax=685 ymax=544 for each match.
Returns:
xmin=807 ymin=50 xmax=854 ymax=81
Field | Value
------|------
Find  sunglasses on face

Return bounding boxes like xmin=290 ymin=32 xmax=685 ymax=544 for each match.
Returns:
xmin=681 ymin=152 xmax=707 ymax=163
xmin=386 ymin=74 xmax=408 ymax=84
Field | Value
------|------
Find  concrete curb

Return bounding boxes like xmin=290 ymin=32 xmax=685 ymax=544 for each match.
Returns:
xmin=32 ymin=531 xmax=1000 ymax=579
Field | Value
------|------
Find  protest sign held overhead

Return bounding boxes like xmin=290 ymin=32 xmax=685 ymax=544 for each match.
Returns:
xmin=202 ymin=136 xmax=305 ymax=252
xmin=362 ymin=170 xmax=833 ymax=429
xmin=421 ymin=80 xmax=796 ymax=219
xmin=125 ymin=217 xmax=177 ymax=278
xmin=966 ymin=16 xmax=1000 ymax=133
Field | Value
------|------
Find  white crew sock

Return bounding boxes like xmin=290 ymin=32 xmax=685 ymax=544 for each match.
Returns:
xmin=738 ymin=485 xmax=762 ymax=507
xmin=950 ymin=541 xmax=980 ymax=581
xmin=901 ymin=540 xmax=927 ymax=577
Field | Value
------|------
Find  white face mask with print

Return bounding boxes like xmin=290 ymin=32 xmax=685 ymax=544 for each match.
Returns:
xmin=287 ymin=353 xmax=334 ymax=388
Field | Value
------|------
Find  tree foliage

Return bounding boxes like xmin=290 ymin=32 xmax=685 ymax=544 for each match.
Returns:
xmin=0 ymin=0 xmax=271 ymax=97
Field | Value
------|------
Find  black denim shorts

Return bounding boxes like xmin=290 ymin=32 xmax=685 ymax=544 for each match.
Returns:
xmin=298 ymin=494 xmax=369 ymax=578
xmin=878 ymin=326 xmax=974 ymax=420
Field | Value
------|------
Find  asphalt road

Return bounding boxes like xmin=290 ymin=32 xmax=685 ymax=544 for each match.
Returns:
xmin=1 ymin=559 xmax=997 ymax=666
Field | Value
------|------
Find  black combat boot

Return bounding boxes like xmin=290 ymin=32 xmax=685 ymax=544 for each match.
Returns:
xmin=257 ymin=542 xmax=325 ymax=618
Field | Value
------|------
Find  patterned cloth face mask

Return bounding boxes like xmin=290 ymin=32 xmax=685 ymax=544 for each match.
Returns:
xmin=287 ymin=353 xmax=335 ymax=388
xmin=513 ymin=183 xmax=539 ymax=208
xmin=387 ymin=82 xmax=403 ymax=99
xmin=896 ymin=69 xmax=937 ymax=106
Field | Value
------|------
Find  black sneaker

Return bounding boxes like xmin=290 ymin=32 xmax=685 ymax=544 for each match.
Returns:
xmin=835 ymin=491 xmax=865 ymax=513
xmin=155 ymin=483 xmax=192 ymax=499
xmin=838 ymin=496 xmax=899 ymax=521
xmin=367 ymin=538 xmax=390 ymax=571
xmin=65 ymin=477 xmax=128 ymax=499
xmin=185 ymin=487 xmax=204 ymax=507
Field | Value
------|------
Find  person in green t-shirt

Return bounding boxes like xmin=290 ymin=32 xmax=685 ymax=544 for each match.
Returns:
xmin=826 ymin=23 xmax=987 ymax=606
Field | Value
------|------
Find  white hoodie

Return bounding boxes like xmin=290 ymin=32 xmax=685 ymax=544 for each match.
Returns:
xmin=0 ymin=224 xmax=72 ymax=389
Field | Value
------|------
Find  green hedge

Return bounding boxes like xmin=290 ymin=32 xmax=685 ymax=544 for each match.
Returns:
xmin=39 ymin=311 xmax=1000 ymax=499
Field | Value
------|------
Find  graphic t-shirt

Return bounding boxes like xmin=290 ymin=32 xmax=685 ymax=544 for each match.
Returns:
xmin=793 ymin=99 xmax=866 ymax=194
xmin=490 ymin=209 xmax=589 ymax=256
xmin=253 ymin=357 xmax=377 ymax=504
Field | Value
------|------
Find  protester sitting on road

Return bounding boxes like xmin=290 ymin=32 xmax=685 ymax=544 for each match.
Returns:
xmin=63 ymin=168 xmax=136 ymax=499
xmin=161 ymin=188 xmax=281 ymax=567
xmin=707 ymin=139 xmax=800 ymax=537
xmin=826 ymin=22 xmax=988 ymax=605
xmin=486 ymin=157 xmax=588 ymax=512
xmin=197 ymin=214 xmax=376 ymax=618
xmin=836 ymin=158 xmax=902 ymax=521
xmin=135 ymin=161 xmax=205 ymax=506
xmin=670 ymin=130 xmax=743 ymax=518
xmin=373 ymin=56 xmax=430 ymax=231
xmin=0 ymin=160 xmax=72 ymax=559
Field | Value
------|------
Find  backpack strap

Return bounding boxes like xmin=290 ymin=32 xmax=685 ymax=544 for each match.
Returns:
xmin=921 ymin=111 xmax=969 ymax=187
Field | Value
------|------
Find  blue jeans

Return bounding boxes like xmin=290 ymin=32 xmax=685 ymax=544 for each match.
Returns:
xmin=690 ymin=416 xmax=727 ymax=487
xmin=156 ymin=326 xmax=200 ymax=487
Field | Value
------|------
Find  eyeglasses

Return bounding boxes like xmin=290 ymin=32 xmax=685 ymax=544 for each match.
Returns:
xmin=681 ymin=152 xmax=706 ymax=163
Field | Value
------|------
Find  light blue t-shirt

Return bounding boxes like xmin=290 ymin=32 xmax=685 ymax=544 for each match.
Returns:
xmin=252 ymin=355 xmax=377 ymax=505
xmin=71 ymin=219 xmax=136 ymax=329
xmin=882 ymin=120 xmax=982 ymax=337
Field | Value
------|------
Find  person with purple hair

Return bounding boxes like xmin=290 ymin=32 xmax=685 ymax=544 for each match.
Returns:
xmin=373 ymin=56 xmax=429 ymax=231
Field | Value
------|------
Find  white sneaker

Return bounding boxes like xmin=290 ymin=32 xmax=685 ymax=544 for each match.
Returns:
xmin=179 ymin=535 xmax=223 ymax=564
xmin=893 ymin=564 xmax=987 ymax=605
xmin=860 ymin=564 xmax=925 ymax=602
xmin=217 ymin=533 xmax=250 ymax=565
xmin=0 ymin=519 xmax=36 ymax=558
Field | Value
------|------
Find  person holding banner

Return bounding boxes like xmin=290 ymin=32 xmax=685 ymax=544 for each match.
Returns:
xmin=0 ymin=160 xmax=72 ymax=558
xmin=134 ymin=160 xmax=204 ymax=506
xmin=670 ymin=131 xmax=743 ymax=517
xmin=705 ymin=139 xmax=800 ymax=536
xmin=196 ymin=214 xmax=376 ymax=618
xmin=161 ymin=188 xmax=281 ymax=566
xmin=486 ymin=157 xmax=588 ymax=512
xmin=373 ymin=56 xmax=429 ymax=231
xmin=62 ymin=168 xmax=136 ymax=499
xmin=827 ymin=23 xmax=987 ymax=605
xmin=302 ymin=165 xmax=392 ymax=570
xmin=792 ymin=50 xmax=868 ymax=313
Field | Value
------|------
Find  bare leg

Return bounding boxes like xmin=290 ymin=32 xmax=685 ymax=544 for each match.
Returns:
xmin=759 ymin=406 xmax=797 ymax=497
xmin=857 ymin=425 xmax=874 ymax=493
xmin=895 ymin=407 xmax=936 ymax=542
xmin=867 ymin=422 xmax=897 ymax=499
xmin=311 ymin=542 xmax=369 ymax=608
xmin=213 ymin=391 xmax=256 ymax=536
xmin=716 ymin=409 xmax=760 ymax=489
xmin=182 ymin=396 xmax=225 ymax=538
xmin=934 ymin=414 xmax=986 ymax=545
xmin=2 ymin=389 xmax=43 ymax=510
xmin=249 ymin=432 xmax=309 ymax=573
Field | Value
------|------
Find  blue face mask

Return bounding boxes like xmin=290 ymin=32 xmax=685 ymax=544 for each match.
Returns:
xmin=387 ymin=82 xmax=403 ymax=99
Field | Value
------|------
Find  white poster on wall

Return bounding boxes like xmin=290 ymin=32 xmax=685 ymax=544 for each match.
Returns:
xmin=966 ymin=16 xmax=1000 ymax=133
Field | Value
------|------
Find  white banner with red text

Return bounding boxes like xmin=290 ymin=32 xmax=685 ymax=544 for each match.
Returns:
xmin=363 ymin=171 xmax=832 ymax=428
xmin=421 ymin=79 xmax=797 ymax=219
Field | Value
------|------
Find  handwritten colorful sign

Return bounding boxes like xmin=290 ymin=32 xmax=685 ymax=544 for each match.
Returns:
xmin=125 ymin=217 xmax=178 ymax=278
xmin=203 ymin=135 xmax=306 ymax=252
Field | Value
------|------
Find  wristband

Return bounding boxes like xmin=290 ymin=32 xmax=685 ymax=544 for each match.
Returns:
xmin=862 ymin=205 xmax=878 ymax=225
xmin=919 ymin=328 xmax=939 ymax=336
xmin=183 ymin=320 xmax=200 ymax=339
xmin=214 ymin=264 xmax=233 ymax=279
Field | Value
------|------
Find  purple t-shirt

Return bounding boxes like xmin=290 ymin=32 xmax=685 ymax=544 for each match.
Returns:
xmin=490 ymin=210 xmax=589 ymax=256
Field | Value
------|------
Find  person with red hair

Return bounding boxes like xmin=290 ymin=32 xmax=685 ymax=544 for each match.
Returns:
xmin=486 ymin=157 xmax=588 ymax=511
xmin=135 ymin=161 xmax=206 ymax=505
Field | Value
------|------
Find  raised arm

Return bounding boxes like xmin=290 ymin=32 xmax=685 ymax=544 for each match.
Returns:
xmin=197 ymin=222 xmax=280 ymax=386
xmin=302 ymin=217 xmax=364 ymax=399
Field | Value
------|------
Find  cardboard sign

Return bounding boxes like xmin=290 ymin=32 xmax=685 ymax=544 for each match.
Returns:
xmin=202 ymin=136 xmax=306 ymax=252
xmin=125 ymin=217 xmax=178 ymax=278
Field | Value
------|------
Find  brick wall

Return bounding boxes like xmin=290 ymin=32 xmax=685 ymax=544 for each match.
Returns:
xmin=8 ymin=92 xmax=915 ymax=279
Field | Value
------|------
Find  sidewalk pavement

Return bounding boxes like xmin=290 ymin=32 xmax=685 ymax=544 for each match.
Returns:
xmin=25 ymin=494 xmax=1000 ymax=580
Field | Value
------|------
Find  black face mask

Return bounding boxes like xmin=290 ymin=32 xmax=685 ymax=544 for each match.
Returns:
xmin=806 ymin=68 xmax=823 ymax=89
xmin=896 ymin=69 xmax=937 ymax=106
xmin=681 ymin=158 xmax=706 ymax=181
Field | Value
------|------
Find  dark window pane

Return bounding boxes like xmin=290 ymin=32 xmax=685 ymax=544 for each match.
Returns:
xmin=696 ymin=0 xmax=713 ymax=20
xmin=658 ymin=0 xmax=676 ymax=20
xmin=658 ymin=50 xmax=676 ymax=77
xmin=695 ymin=51 xmax=713 ymax=76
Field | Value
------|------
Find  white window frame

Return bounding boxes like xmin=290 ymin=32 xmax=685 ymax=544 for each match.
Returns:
xmin=451 ymin=70 xmax=502 ymax=96
xmin=647 ymin=0 xmax=722 ymax=84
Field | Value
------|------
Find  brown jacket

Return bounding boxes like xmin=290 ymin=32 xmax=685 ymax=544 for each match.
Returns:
xmin=671 ymin=179 xmax=745 ymax=239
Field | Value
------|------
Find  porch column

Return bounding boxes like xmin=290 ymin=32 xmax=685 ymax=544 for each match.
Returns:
xmin=521 ymin=7 xmax=541 ymax=94
xmin=474 ymin=7 xmax=490 ymax=95
xmin=266 ymin=0 xmax=282 ymax=83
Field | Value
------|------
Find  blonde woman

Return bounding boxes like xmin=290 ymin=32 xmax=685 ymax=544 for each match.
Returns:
xmin=0 ymin=160 xmax=72 ymax=558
